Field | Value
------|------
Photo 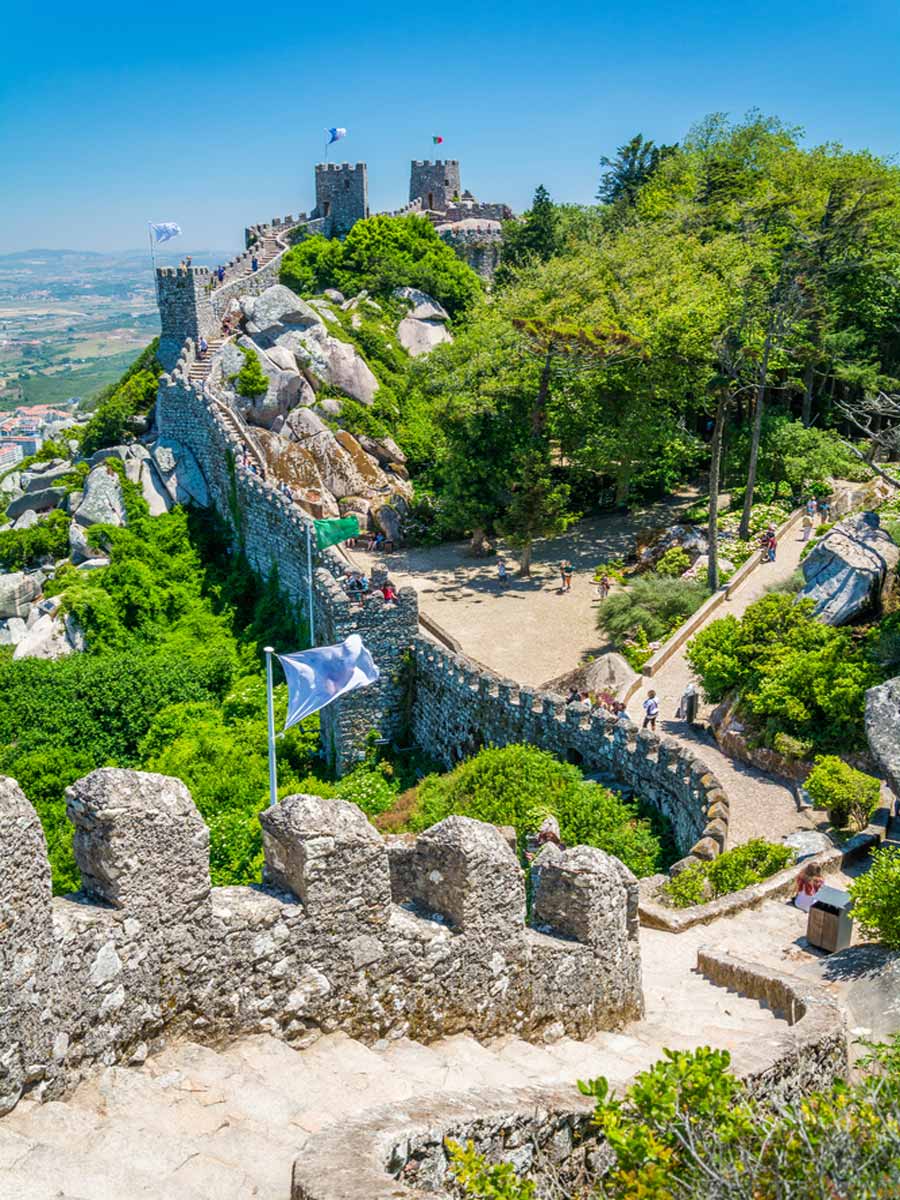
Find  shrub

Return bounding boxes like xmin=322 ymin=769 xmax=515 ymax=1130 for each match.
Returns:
xmin=653 ymin=546 xmax=691 ymax=577
xmin=663 ymin=839 xmax=794 ymax=908
xmin=79 ymin=369 xmax=160 ymax=457
xmin=230 ymin=347 xmax=268 ymax=399
xmin=0 ymin=509 xmax=71 ymax=571
xmin=849 ymin=846 xmax=900 ymax=948
xmin=598 ymin=574 xmax=709 ymax=646
xmin=805 ymin=755 xmax=881 ymax=830
xmin=407 ymin=744 xmax=667 ymax=878
xmin=772 ymin=731 xmax=813 ymax=761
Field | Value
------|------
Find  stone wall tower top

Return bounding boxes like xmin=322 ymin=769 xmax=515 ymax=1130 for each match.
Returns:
xmin=314 ymin=162 xmax=369 ymax=237
xmin=409 ymin=160 xmax=461 ymax=213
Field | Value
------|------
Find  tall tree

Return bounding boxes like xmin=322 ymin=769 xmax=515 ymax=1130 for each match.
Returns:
xmin=495 ymin=185 xmax=559 ymax=286
xmin=597 ymin=134 xmax=676 ymax=206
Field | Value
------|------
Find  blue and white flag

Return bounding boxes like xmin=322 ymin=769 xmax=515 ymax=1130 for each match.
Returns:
xmin=326 ymin=127 xmax=347 ymax=145
xmin=278 ymin=634 xmax=379 ymax=729
xmin=149 ymin=221 xmax=182 ymax=243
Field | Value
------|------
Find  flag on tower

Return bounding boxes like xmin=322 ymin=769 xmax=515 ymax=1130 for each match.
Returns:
xmin=278 ymin=634 xmax=380 ymax=728
xmin=149 ymin=222 xmax=182 ymax=243
xmin=326 ymin=127 xmax=348 ymax=145
xmin=432 ymin=135 xmax=444 ymax=144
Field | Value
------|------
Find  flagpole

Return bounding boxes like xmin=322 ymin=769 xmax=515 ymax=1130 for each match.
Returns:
xmin=148 ymin=223 xmax=159 ymax=303
xmin=306 ymin=523 xmax=316 ymax=646
xmin=264 ymin=646 xmax=278 ymax=807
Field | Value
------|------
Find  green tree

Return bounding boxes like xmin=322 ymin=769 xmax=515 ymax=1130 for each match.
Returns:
xmin=231 ymin=347 xmax=269 ymax=399
xmin=495 ymin=185 xmax=558 ymax=285
xmin=597 ymin=133 xmax=676 ymax=206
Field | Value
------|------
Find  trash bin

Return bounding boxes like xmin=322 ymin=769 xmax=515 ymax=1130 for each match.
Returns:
xmin=684 ymin=690 xmax=699 ymax=725
xmin=806 ymin=885 xmax=854 ymax=953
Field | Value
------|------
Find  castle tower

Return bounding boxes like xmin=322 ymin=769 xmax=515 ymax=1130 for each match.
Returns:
xmin=155 ymin=267 xmax=217 ymax=371
xmin=314 ymin=162 xmax=369 ymax=237
xmin=409 ymin=160 xmax=461 ymax=213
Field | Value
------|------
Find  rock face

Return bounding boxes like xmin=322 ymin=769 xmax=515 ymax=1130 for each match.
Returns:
xmin=394 ymin=286 xmax=453 ymax=358
xmin=242 ymin=286 xmax=322 ymax=342
xmin=6 ymin=486 xmax=67 ymax=520
xmin=543 ymin=651 xmax=638 ymax=701
xmin=12 ymin=612 xmax=84 ymax=660
xmin=277 ymin=325 xmax=379 ymax=406
xmin=0 ymin=617 xmax=27 ymax=646
xmin=21 ymin=460 xmax=72 ymax=492
xmin=639 ymin=524 xmax=708 ymax=567
xmin=73 ymin=465 xmax=127 ymax=528
xmin=149 ymin=438 xmax=210 ymax=507
xmin=800 ymin=512 xmax=899 ymax=625
xmin=0 ymin=571 xmax=43 ymax=619
xmin=865 ymin=677 xmax=900 ymax=793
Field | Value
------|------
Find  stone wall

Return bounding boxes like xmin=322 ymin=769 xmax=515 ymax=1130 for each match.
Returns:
xmin=315 ymin=162 xmax=369 ymax=237
xmin=409 ymin=160 xmax=462 ymax=211
xmin=410 ymin=639 xmax=730 ymax=862
xmin=0 ymin=770 xmax=643 ymax=1116
xmin=156 ymin=364 xmax=417 ymax=771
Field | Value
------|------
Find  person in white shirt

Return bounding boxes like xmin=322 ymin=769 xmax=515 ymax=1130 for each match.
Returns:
xmin=642 ymin=690 xmax=659 ymax=731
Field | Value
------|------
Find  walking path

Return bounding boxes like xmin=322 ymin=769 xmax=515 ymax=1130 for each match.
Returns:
xmin=625 ymin=519 xmax=823 ymax=846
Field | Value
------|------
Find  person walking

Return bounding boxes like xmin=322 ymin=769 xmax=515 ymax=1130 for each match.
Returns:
xmin=801 ymin=512 xmax=813 ymax=541
xmin=216 ymin=264 xmax=225 ymax=284
xmin=819 ymin=497 xmax=831 ymax=523
xmin=642 ymin=690 xmax=659 ymax=731
xmin=806 ymin=497 xmax=818 ymax=521
xmin=251 ymin=255 xmax=259 ymax=272
xmin=198 ymin=335 xmax=208 ymax=359
xmin=597 ymin=573 xmax=611 ymax=601
xmin=768 ymin=532 xmax=778 ymax=562
xmin=497 ymin=559 xmax=509 ymax=586
xmin=560 ymin=560 xmax=573 ymax=592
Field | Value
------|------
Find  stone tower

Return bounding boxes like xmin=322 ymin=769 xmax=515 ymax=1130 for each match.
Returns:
xmin=409 ymin=160 xmax=461 ymax=213
xmin=314 ymin=162 xmax=369 ymax=237
xmin=155 ymin=267 xmax=218 ymax=371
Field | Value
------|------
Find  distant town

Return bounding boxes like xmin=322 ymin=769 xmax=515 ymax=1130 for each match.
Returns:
xmin=0 ymin=400 xmax=80 ymax=468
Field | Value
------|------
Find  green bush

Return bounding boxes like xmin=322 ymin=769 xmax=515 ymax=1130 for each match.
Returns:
xmin=663 ymin=839 xmax=794 ymax=908
xmin=849 ymin=846 xmax=900 ymax=948
xmin=280 ymin=215 xmax=483 ymax=321
xmin=0 ymin=509 xmax=71 ymax=571
xmin=805 ymin=755 xmax=881 ymax=830
xmin=772 ymin=731 xmax=813 ymax=761
xmin=230 ymin=347 xmax=269 ymax=399
xmin=653 ymin=546 xmax=691 ymax=577
xmin=598 ymin=574 xmax=709 ymax=647
xmin=407 ymin=744 xmax=668 ymax=878
xmin=686 ymin=593 xmax=882 ymax=753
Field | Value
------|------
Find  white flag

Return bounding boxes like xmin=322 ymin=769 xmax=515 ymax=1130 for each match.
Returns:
xmin=278 ymin=634 xmax=379 ymax=729
xmin=150 ymin=222 xmax=182 ymax=243
xmin=326 ymin=127 xmax=347 ymax=145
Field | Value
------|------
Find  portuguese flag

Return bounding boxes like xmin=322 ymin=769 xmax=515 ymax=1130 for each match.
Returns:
xmin=432 ymin=135 xmax=444 ymax=145
xmin=314 ymin=515 xmax=360 ymax=550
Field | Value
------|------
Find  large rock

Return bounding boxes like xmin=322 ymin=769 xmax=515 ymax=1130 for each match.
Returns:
xmin=149 ymin=438 xmax=210 ymax=508
xmin=0 ymin=571 xmax=43 ymax=620
xmin=12 ymin=611 xmax=84 ymax=660
xmin=543 ymin=651 xmax=639 ymax=701
xmin=639 ymin=523 xmax=708 ymax=567
xmin=69 ymin=520 xmax=107 ymax=565
xmin=138 ymin=458 xmax=174 ymax=517
xmin=21 ymin=460 xmax=71 ymax=492
xmin=397 ymin=316 xmax=453 ymax=357
xmin=264 ymin=345 xmax=301 ymax=373
xmin=800 ymin=512 xmax=899 ymax=625
xmin=11 ymin=509 xmax=48 ymax=531
xmin=393 ymin=286 xmax=449 ymax=321
xmin=72 ymin=465 xmax=127 ymax=529
xmin=866 ymin=677 xmax=900 ymax=793
xmin=6 ymin=486 xmax=67 ymax=520
xmin=0 ymin=617 xmax=27 ymax=646
xmin=276 ymin=326 xmax=379 ymax=406
xmin=234 ymin=335 xmax=309 ymax=428
xmin=289 ymin=415 xmax=385 ymax=500
xmin=357 ymin=434 xmax=407 ymax=466
xmin=243 ymin=285 xmax=322 ymax=343
xmin=0 ymin=471 xmax=21 ymax=497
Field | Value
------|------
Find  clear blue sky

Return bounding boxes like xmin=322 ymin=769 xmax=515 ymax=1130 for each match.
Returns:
xmin=2 ymin=0 xmax=899 ymax=253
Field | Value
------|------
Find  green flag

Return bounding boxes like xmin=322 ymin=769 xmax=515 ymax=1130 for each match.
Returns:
xmin=314 ymin=515 xmax=360 ymax=550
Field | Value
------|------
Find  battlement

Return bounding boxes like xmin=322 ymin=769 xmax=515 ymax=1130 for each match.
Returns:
xmin=0 ymin=770 xmax=642 ymax=1114
xmin=411 ymin=159 xmax=460 ymax=168
xmin=315 ymin=161 xmax=367 ymax=173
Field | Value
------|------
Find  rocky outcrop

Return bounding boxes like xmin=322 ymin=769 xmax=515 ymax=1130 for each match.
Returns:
xmin=638 ymin=524 xmax=708 ymax=567
xmin=277 ymin=325 xmax=379 ymax=406
xmin=21 ymin=460 xmax=72 ymax=492
xmin=6 ymin=485 xmax=67 ymax=521
xmin=800 ymin=512 xmax=899 ymax=625
xmin=543 ymin=651 xmax=638 ymax=700
xmin=0 ymin=571 xmax=43 ymax=620
xmin=0 ymin=616 xmax=27 ymax=646
xmin=242 ymin=285 xmax=322 ymax=342
xmin=72 ymin=465 xmax=127 ymax=529
xmin=865 ymin=677 xmax=900 ymax=793
xmin=149 ymin=438 xmax=210 ymax=507
xmin=394 ymin=286 xmax=453 ymax=357
xmin=13 ymin=609 xmax=85 ymax=661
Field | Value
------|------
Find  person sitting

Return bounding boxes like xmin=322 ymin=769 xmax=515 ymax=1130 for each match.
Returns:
xmin=793 ymin=861 xmax=825 ymax=912
xmin=367 ymin=530 xmax=386 ymax=553
xmin=565 ymin=687 xmax=581 ymax=705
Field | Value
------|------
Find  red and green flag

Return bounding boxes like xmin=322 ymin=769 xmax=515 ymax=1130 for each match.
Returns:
xmin=432 ymin=135 xmax=444 ymax=145
xmin=314 ymin=515 xmax=359 ymax=550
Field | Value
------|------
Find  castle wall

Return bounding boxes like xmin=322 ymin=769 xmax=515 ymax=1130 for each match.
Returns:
xmin=410 ymin=160 xmax=461 ymax=212
xmin=155 ymin=267 xmax=218 ymax=370
xmin=410 ymin=639 xmax=730 ymax=860
xmin=0 ymin=770 xmax=643 ymax=1114
xmin=315 ymin=163 xmax=369 ymax=237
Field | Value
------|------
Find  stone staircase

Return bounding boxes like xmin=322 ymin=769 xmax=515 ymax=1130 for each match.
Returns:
xmin=216 ymin=234 xmax=283 ymax=291
xmin=0 ymin=968 xmax=787 ymax=1200
xmin=187 ymin=337 xmax=227 ymax=386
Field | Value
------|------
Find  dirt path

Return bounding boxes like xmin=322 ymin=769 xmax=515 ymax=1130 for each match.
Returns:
xmin=353 ymin=494 xmax=699 ymax=687
xmin=626 ymin=518 xmax=823 ymax=845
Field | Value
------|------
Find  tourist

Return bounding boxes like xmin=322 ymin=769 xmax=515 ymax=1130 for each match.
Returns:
xmin=597 ymin=573 xmax=611 ymax=601
xmin=614 ymin=702 xmax=632 ymax=724
xmin=767 ymin=531 xmax=777 ymax=562
xmin=560 ymin=560 xmax=573 ymax=593
xmin=793 ymin=861 xmax=825 ymax=913
xmin=525 ymin=815 xmax=564 ymax=862
xmin=642 ymin=689 xmax=659 ymax=731
xmin=382 ymin=582 xmax=398 ymax=604
xmin=565 ymin=687 xmax=581 ymax=705
xmin=676 ymin=683 xmax=698 ymax=725
xmin=217 ymin=265 xmax=225 ymax=284
xmin=497 ymin=559 xmax=509 ymax=586
xmin=251 ymin=255 xmax=259 ymax=272
xmin=185 ymin=255 xmax=192 ymax=267
xmin=801 ymin=511 xmax=813 ymax=541
xmin=198 ymin=335 xmax=208 ymax=359
xmin=819 ymin=497 xmax=831 ymax=523
xmin=367 ymin=530 xmax=386 ymax=553
xmin=806 ymin=497 xmax=818 ymax=520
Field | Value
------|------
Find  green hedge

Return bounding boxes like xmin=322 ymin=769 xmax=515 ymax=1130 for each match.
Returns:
xmin=662 ymin=838 xmax=795 ymax=908
xmin=805 ymin=755 xmax=881 ymax=830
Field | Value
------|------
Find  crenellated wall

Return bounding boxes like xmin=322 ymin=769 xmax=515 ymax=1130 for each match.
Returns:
xmin=155 ymin=266 xmax=218 ymax=370
xmin=410 ymin=638 xmax=731 ymax=861
xmin=0 ymin=770 xmax=643 ymax=1116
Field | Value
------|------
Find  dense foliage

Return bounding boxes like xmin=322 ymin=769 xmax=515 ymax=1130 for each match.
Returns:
xmin=598 ymin=575 xmax=709 ymax=647
xmin=685 ymin=593 xmax=883 ymax=752
xmin=281 ymin=215 xmax=482 ymax=320
xmin=662 ymin=839 xmax=795 ymax=908
xmin=78 ymin=338 xmax=161 ymax=457
xmin=453 ymin=1037 xmax=900 ymax=1199
xmin=405 ymin=744 xmax=671 ymax=878
xmin=849 ymin=846 xmax=900 ymax=949
xmin=0 ymin=509 xmax=71 ymax=570
xmin=805 ymin=755 xmax=881 ymax=830
xmin=230 ymin=345 xmax=269 ymax=399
